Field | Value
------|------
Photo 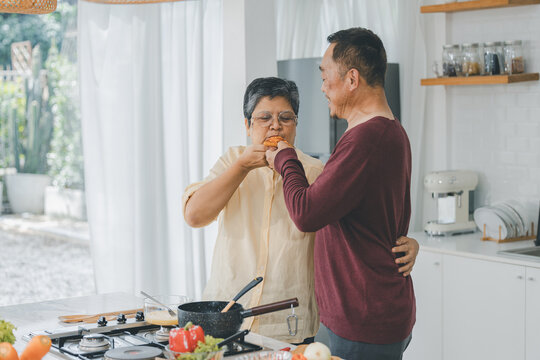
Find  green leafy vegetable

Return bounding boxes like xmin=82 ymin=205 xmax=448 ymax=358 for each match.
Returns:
xmin=0 ymin=318 xmax=16 ymax=344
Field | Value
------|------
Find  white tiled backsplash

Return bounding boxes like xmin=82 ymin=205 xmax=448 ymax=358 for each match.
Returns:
xmin=446 ymin=5 xmax=540 ymax=208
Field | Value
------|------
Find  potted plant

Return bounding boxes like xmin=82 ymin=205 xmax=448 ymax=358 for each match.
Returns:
xmin=4 ymin=44 xmax=54 ymax=214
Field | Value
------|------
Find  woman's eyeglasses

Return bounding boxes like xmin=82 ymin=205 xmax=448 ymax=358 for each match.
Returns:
xmin=251 ymin=111 xmax=298 ymax=127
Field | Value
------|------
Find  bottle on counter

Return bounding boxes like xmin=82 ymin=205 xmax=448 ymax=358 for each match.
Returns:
xmin=462 ymin=43 xmax=481 ymax=76
xmin=503 ymin=40 xmax=525 ymax=74
xmin=483 ymin=41 xmax=504 ymax=75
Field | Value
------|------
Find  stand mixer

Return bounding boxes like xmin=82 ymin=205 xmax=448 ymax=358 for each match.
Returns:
xmin=424 ymin=170 xmax=478 ymax=236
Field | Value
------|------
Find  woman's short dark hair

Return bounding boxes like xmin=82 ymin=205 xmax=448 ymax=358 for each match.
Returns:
xmin=243 ymin=77 xmax=299 ymax=126
xmin=327 ymin=27 xmax=387 ymax=87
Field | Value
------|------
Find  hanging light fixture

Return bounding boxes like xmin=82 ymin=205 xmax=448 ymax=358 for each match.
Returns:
xmin=0 ymin=0 xmax=56 ymax=14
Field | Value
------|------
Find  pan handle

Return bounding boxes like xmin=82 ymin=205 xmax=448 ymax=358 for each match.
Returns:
xmin=240 ymin=298 xmax=299 ymax=318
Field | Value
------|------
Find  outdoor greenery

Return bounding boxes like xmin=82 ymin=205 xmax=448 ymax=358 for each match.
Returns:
xmin=0 ymin=3 xmax=76 ymax=66
xmin=46 ymin=43 xmax=84 ymax=189
xmin=0 ymin=1 xmax=83 ymax=189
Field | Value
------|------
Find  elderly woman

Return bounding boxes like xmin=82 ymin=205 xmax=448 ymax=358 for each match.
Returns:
xmin=182 ymin=77 xmax=418 ymax=344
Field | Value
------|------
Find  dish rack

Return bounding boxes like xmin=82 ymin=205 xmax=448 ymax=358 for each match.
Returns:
xmin=481 ymin=222 xmax=536 ymax=243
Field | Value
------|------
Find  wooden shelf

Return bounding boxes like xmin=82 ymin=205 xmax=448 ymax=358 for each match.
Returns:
xmin=420 ymin=0 xmax=540 ymax=13
xmin=421 ymin=73 xmax=539 ymax=86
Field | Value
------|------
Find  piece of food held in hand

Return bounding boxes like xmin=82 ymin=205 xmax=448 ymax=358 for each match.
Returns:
xmin=263 ymin=136 xmax=290 ymax=147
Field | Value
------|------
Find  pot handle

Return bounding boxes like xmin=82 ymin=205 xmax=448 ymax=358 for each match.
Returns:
xmin=240 ymin=298 xmax=299 ymax=318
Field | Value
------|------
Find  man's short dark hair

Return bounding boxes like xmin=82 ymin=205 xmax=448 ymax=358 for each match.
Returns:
xmin=327 ymin=27 xmax=387 ymax=87
xmin=243 ymin=77 xmax=299 ymax=126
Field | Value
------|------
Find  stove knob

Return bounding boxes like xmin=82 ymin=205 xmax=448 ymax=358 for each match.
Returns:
xmin=97 ymin=316 xmax=108 ymax=327
xmin=135 ymin=311 xmax=145 ymax=321
xmin=117 ymin=313 xmax=127 ymax=324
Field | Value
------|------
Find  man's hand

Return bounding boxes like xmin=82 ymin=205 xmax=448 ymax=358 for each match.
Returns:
xmin=392 ymin=236 xmax=419 ymax=277
xmin=265 ymin=141 xmax=292 ymax=170
xmin=237 ymin=144 xmax=269 ymax=171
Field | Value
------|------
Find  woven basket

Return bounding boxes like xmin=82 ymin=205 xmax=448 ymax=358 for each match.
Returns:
xmin=82 ymin=0 xmax=184 ymax=3
xmin=0 ymin=0 xmax=56 ymax=14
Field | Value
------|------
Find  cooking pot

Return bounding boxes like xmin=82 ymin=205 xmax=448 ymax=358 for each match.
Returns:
xmin=177 ymin=298 xmax=298 ymax=338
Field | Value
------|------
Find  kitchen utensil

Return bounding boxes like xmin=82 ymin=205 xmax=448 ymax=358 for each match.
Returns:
xmin=221 ymin=277 xmax=263 ymax=313
xmin=177 ymin=298 xmax=299 ymax=339
xmin=140 ymin=291 xmax=176 ymax=317
xmin=58 ymin=308 xmax=142 ymax=324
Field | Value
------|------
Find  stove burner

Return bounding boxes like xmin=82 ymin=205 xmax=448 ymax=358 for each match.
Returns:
xmin=154 ymin=327 xmax=172 ymax=342
xmin=104 ymin=346 xmax=162 ymax=360
xmin=79 ymin=334 xmax=111 ymax=352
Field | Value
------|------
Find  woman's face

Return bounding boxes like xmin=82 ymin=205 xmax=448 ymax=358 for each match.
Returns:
xmin=245 ymin=96 xmax=297 ymax=146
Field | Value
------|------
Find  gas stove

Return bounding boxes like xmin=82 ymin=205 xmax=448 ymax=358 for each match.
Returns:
xmin=23 ymin=313 xmax=264 ymax=359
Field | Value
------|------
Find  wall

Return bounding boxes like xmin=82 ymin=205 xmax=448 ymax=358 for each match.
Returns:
xmin=222 ymin=0 xmax=277 ymax=150
xmin=422 ymin=4 xmax=540 ymax=228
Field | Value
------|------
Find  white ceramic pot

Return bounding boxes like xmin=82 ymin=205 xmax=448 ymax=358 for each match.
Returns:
xmin=5 ymin=173 xmax=52 ymax=214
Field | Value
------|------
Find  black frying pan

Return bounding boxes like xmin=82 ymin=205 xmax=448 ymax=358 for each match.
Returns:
xmin=177 ymin=298 xmax=299 ymax=338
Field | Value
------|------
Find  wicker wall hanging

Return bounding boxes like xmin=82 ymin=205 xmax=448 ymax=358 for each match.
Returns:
xmin=81 ymin=0 xmax=186 ymax=4
xmin=0 ymin=0 xmax=57 ymax=14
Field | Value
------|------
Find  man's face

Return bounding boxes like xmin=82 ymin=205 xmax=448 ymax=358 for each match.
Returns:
xmin=320 ymin=43 xmax=348 ymax=119
xmin=245 ymin=96 xmax=297 ymax=146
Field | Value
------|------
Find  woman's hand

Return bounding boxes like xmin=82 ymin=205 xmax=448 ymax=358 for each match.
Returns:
xmin=392 ymin=236 xmax=419 ymax=277
xmin=237 ymin=144 xmax=269 ymax=171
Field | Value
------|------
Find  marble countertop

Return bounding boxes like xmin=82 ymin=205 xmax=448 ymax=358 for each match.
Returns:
xmin=411 ymin=231 xmax=540 ymax=268
xmin=0 ymin=292 xmax=291 ymax=359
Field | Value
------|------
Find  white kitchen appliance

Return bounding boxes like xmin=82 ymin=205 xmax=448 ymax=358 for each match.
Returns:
xmin=424 ymin=170 xmax=478 ymax=236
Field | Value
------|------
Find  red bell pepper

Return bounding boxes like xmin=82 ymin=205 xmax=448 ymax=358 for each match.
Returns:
xmin=169 ymin=322 xmax=205 ymax=353
xmin=188 ymin=324 xmax=205 ymax=348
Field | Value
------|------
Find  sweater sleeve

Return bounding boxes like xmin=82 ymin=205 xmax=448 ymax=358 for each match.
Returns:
xmin=274 ymin=135 xmax=376 ymax=233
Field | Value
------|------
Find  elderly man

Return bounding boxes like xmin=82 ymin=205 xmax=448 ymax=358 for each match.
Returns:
xmin=183 ymin=77 xmax=418 ymax=344
xmin=266 ymin=28 xmax=416 ymax=359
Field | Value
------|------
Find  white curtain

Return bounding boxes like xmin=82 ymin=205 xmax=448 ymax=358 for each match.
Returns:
xmin=275 ymin=0 xmax=427 ymax=230
xmin=78 ymin=0 xmax=222 ymax=299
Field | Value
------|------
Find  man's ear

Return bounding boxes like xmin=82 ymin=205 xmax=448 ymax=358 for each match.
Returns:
xmin=347 ymin=68 xmax=361 ymax=90
xmin=245 ymin=118 xmax=251 ymax=137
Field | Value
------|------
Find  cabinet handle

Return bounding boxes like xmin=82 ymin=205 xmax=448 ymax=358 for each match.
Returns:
xmin=517 ymin=275 xmax=524 ymax=279
xmin=434 ymin=262 xmax=440 ymax=266
xmin=528 ymin=277 xmax=535 ymax=281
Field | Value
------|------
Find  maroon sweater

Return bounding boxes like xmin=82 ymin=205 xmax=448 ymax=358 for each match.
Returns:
xmin=274 ymin=117 xmax=415 ymax=344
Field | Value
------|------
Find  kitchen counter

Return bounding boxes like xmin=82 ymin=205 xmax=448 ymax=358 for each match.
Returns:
xmin=411 ymin=231 xmax=540 ymax=268
xmin=0 ymin=292 xmax=291 ymax=359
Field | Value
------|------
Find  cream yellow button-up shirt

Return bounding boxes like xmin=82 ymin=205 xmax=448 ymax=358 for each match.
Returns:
xmin=182 ymin=146 xmax=324 ymax=343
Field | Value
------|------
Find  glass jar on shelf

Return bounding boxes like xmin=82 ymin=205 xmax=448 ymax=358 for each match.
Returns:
xmin=462 ymin=43 xmax=481 ymax=76
xmin=483 ymin=41 xmax=504 ymax=75
xmin=442 ymin=44 xmax=462 ymax=77
xmin=503 ymin=40 xmax=524 ymax=74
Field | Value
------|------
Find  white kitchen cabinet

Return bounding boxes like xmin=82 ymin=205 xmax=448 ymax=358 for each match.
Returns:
xmin=526 ymin=267 xmax=540 ymax=360
xmin=443 ymin=254 xmax=526 ymax=360
xmin=404 ymin=251 xmax=442 ymax=360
